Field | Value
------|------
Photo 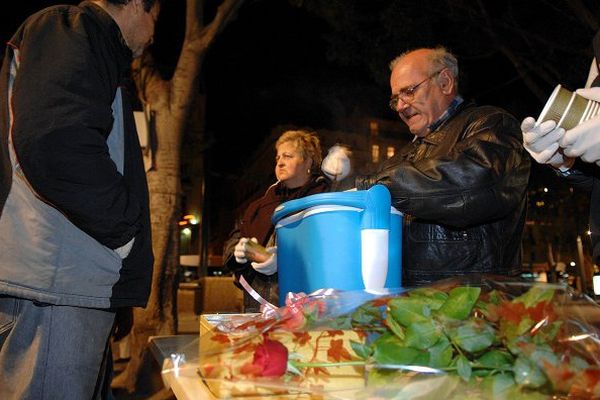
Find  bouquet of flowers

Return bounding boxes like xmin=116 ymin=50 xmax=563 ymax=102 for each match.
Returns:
xmin=193 ymin=275 xmax=600 ymax=399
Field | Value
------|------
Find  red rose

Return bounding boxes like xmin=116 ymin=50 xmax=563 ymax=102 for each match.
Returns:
xmin=243 ymin=337 xmax=288 ymax=377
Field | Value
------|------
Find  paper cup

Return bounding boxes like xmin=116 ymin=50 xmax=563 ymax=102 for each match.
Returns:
xmin=537 ymin=84 xmax=600 ymax=130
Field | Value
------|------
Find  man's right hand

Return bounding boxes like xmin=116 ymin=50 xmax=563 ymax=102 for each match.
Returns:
xmin=521 ymin=117 xmax=567 ymax=167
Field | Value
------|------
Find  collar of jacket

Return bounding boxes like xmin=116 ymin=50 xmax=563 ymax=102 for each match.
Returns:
xmin=273 ymin=175 xmax=329 ymax=197
xmin=428 ymin=95 xmax=464 ymax=132
xmin=80 ymin=1 xmax=133 ymax=74
xmin=416 ymin=100 xmax=474 ymax=146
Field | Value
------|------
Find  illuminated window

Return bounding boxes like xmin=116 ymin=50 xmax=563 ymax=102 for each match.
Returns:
xmin=369 ymin=121 xmax=379 ymax=136
xmin=372 ymin=144 xmax=380 ymax=163
xmin=387 ymin=146 xmax=395 ymax=159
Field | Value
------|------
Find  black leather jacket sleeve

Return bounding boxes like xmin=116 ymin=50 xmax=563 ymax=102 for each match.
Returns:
xmin=357 ymin=106 xmax=530 ymax=228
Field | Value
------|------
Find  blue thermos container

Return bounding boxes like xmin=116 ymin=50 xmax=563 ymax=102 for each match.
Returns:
xmin=272 ymin=184 xmax=402 ymax=305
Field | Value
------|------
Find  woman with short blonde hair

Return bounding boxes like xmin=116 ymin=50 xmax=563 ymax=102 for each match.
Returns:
xmin=224 ymin=129 xmax=331 ymax=311
xmin=275 ymin=130 xmax=323 ymax=173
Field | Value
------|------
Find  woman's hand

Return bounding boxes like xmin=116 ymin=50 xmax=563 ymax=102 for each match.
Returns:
xmin=234 ymin=237 xmax=250 ymax=263
xmin=251 ymin=247 xmax=278 ymax=275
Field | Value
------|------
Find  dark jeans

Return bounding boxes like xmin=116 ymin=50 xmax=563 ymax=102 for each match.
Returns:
xmin=0 ymin=295 xmax=116 ymax=400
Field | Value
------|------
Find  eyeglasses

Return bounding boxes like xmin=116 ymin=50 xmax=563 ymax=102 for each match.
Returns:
xmin=389 ymin=69 xmax=444 ymax=110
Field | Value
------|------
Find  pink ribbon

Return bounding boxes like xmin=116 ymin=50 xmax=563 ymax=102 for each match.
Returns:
xmin=238 ymin=275 xmax=278 ymax=316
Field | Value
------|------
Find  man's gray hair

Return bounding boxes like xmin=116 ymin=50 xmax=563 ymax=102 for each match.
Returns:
xmin=389 ymin=46 xmax=459 ymax=83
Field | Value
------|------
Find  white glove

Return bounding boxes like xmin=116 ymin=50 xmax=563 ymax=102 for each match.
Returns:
xmin=321 ymin=145 xmax=351 ymax=181
xmin=114 ymin=237 xmax=135 ymax=259
xmin=234 ymin=237 xmax=255 ymax=264
xmin=521 ymin=116 xmax=566 ymax=166
xmin=559 ymin=87 xmax=600 ymax=165
xmin=251 ymin=246 xmax=277 ymax=275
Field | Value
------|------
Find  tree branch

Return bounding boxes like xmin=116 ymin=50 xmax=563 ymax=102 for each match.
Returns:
xmin=171 ymin=0 xmax=245 ymax=114
xmin=565 ymin=0 xmax=599 ymax=33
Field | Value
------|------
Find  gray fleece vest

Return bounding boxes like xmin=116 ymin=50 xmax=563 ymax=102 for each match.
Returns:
xmin=0 ymin=50 xmax=125 ymax=308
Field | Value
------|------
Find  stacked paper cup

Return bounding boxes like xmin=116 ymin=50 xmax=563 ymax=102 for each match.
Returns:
xmin=537 ymin=84 xmax=600 ymax=129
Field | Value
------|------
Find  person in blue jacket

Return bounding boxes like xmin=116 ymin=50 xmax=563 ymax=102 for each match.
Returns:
xmin=0 ymin=1 xmax=160 ymax=398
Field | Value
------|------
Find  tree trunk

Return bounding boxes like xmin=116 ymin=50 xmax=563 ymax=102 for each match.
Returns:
xmin=112 ymin=83 xmax=184 ymax=394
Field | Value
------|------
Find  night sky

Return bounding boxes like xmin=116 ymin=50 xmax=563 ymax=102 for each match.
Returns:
xmin=2 ymin=0 xmax=594 ymax=181
xmin=2 ymin=1 xmax=597 ymax=245
xmin=1 ymin=0 xmax=391 ymax=175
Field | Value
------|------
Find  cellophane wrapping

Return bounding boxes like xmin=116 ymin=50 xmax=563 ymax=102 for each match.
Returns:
xmin=164 ymin=275 xmax=600 ymax=399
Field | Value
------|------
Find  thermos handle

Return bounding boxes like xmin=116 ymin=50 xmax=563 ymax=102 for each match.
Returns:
xmin=272 ymin=184 xmax=391 ymax=230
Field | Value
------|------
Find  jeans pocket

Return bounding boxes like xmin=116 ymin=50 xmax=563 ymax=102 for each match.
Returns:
xmin=0 ymin=296 xmax=18 ymax=336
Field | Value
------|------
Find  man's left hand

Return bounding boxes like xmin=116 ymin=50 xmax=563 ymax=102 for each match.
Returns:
xmin=560 ymin=87 xmax=600 ymax=165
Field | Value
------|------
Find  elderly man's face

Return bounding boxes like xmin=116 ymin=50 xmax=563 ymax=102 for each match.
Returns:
xmin=389 ymin=51 xmax=453 ymax=137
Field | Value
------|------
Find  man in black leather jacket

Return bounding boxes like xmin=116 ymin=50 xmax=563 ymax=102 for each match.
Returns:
xmin=356 ymin=47 xmax=531 ymax=287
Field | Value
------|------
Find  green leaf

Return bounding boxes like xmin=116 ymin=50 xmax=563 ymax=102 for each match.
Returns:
xmin=533 ymin=320 xmax=562 ymax=343
xmin=450 ymin=319 xmax=495 ymax=353
xmin=389 ymin=297 xmax=431 ymax=326
xmin=413 ymin=350 xmax=431 ymax=366
xmin=437 ymin=287 xmax=481 ymax=320
xmin=471 ymin=368 xmax=494 ymax=378
xmin=513 ymin=355 xmax=548 ymax=388
xmin=427 ymin=336 xmax=453 ymax=368
xmin=530 ymin=343 xmax=558 ymax=364
xmin=513 ymin=285 xmax=555 ymax=308
xmin=480 ymin=373 xmax=516 ymax=399
xmin=474 ymin=299 xmax=488 ymax=312
xmin=500 ymin=315 xmax=534 ymax=341
xmin=352 ymin=302 xmax=383 ymax=326
xmin=350 ymin=340 xmax=372 ymax=360
xmin=517 ymin=316 xmax=536 ymax=336
xmin=456 ymin=354 xmax=472 ymax=382
xmin=333 ymin=315 xmax=353 ymax=329
xmin=405 ymin=320 xmax=442 ymax=350
xmin=372 ymin=333 xmax=421 ymax=365
xmin=385 ymin=310 xmax=405 ymax=340
xmin=487 ymin=289 xmax=503 ymax=305
xmin=407 ymin=288 xmax=448 ymax=310
xmin=506 ymin=336 xmax=532 ymax=356
xmin=476 ymin=350 xmax=514 ymax=369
